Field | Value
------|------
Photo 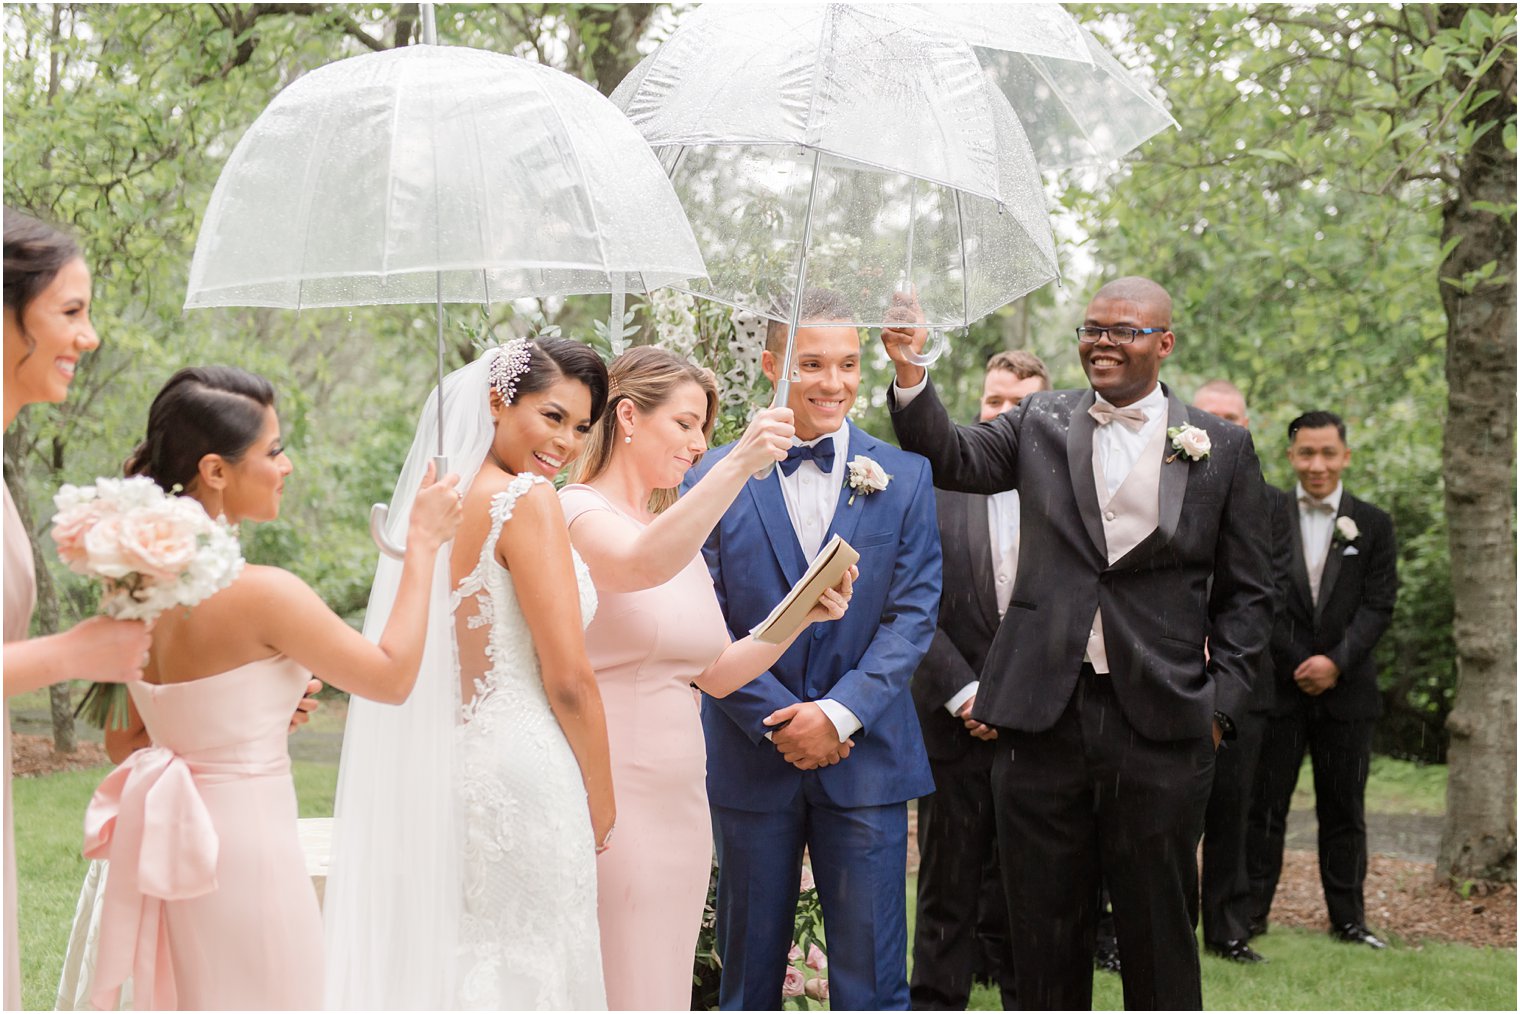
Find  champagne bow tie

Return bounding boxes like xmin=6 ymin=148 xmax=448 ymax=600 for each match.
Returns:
xmin=1299 ymin=495 xmax=1336 ymax=515
xmin=1088 ymin=402 xmax=1147 ymax=432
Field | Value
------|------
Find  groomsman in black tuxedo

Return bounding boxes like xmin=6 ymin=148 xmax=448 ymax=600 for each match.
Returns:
xmin=1246 ymin=411 xmax=1398 ymax=949
xmin=909 ymin=350 xmax=1050 ymax=1011
xmin=883 ymin=277 xmax=1273 ymax=1010
xmin=1191 ymin=381 xmax=1291 ymax=965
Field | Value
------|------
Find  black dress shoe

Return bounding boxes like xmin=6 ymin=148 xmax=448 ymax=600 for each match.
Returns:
xmin=1331 ymin=923 xmax=1388 ymax=949
xmin=1247 ymin=915 xmax=1269 ymax=939
xmin=1205 ymin=939 xmax=1267 ymax=964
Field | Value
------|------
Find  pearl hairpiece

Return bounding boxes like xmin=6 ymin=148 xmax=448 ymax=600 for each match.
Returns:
xmin=489 ymin=338 xmax=533 ymax=404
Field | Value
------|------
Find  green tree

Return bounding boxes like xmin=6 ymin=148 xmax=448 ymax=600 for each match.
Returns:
xmin=1072 ymin=3 xmax=1515 ymax=879
xmin=2 ymin=3 xmax=669 ymax=748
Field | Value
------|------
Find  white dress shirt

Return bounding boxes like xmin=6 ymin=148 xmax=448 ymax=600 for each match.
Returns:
xmin=1296 ymin=480 xmax=1343 ymax=605
xmin=778 ymin=425 xmax=849 ymax=563
xmin=944 ymin=488 xmax=1021 ymax=716
xmin=774 ymin=425 xmax=861 ymax=742
xmin=1091 ymin=386 xmax=1168 ymax=498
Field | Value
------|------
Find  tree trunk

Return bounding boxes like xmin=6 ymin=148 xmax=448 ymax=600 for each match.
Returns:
xmin=1436 ymin=3 xmax=1517 ymax=883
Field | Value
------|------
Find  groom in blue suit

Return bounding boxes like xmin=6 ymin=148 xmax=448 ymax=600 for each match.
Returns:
xmin=683 ymin=288 xmax=940 ymax=1010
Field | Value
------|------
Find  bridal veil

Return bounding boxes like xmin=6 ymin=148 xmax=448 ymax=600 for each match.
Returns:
xmin=323 ymin=353 xmax=497 ymax=1009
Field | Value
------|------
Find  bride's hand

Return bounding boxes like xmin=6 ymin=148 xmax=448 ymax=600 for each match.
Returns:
xmin=408 ymin=460 xmax=464 ymax=551
xmin=803 ymin=565 xmax=857 ymax=626
xmin=726 ymin=407 xmax=795 ymax=475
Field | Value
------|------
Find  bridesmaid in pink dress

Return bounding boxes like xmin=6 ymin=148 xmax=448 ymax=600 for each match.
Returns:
xmin=3 ymin=210 xmax=151 ymax=1009
xmin=80 ymin=366 xmax=462 ymax=1009
xmin=561 ymin=347 xmax=854 ymax=1010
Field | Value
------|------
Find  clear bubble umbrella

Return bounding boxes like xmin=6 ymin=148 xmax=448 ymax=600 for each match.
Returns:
xmin=185 ymin=10 xmax=705 ymax=552
xmin=610 ymin=2 xmax=1175 ymax=384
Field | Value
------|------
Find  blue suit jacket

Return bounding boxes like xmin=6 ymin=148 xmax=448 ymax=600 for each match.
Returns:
xmin=684 ymin=422 xmax=940 ymax=812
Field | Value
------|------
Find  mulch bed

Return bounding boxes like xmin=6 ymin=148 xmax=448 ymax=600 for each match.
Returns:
xmin=905 ymin=807 xmax=1514 ymax=950
xmin=11 ymin=733 xmax=110 ymax=777
xmin=1263 ymin=848 xmax=1515 ymax=949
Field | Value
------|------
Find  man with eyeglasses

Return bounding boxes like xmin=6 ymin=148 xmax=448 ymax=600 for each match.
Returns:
xmin=880 ymin=277 xmax=1273 ymax=1011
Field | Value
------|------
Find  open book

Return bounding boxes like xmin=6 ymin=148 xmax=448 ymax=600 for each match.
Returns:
xmin=749 ymin=534 xmax=861 ymax=645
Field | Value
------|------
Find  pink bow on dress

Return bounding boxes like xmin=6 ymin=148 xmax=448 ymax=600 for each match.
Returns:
xmin=82 ymin=746 xmax=220 ymax=1011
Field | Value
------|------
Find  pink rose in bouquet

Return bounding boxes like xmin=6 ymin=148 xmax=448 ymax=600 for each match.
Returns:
xmin=804 ymin=975 xmax=829 ymax=1001
xmin=781 ymin=966 xmax=806 ymax=998
xmin=805 ymin=943 xmax=826 ymax=971
xmin=788 ymin=943 xmax=803 ymax=962
xmin=50 ymin=476 xmax=244 ymax=621
xmin=799 ymin=865 xmax=815 ymax=893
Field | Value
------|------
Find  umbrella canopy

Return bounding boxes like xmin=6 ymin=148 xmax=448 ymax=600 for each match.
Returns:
xmin=185 ymin=44 xmax=705 ymax=310
xmin=611 ymin=2 xmax=1175 ymax=334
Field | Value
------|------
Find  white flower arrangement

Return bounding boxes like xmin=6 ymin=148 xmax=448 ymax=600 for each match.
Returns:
xmin=50 ymin=475 xmax=245 ymax=621
xmin=845 ymin=455 xmax=891 ymax=505
xmin=1166 ymin=423 xmax=1212 ymax=463
xmin=1334 ymin=516 xmax=1360 ymax=544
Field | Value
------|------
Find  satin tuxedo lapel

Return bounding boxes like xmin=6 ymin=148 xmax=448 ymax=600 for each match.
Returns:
xmin=746 ymin=470 xmax=807 ymax=587
xmin=1286 ymin=499 xmax=1314 ymax=613
xmin=1158 ymin=391 xmax=1191 ymax=544
xmin=1315 ymin=495 xmax=1354 ymax=621
xmin=1064 ymin=391 xmax=1107 ymax=560
xmin=965 ymin=492 xmax=999 ymax=627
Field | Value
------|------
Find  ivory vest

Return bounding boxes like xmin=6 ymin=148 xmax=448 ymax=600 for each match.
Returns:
xmin=1084 ymin=421 xmax=1167 ymax=673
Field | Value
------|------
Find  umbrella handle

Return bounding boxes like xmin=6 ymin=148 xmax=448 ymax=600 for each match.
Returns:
xmin=370 ymin=504 xmax=407 ymax=559
xmin=901 ymin=327 xmax=949 ymax=367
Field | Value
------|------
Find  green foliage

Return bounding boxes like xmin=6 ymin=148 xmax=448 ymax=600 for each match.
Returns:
xmin=1058 ymin=3 xmax=1517 ymax=759
xmin=2 ymin=3 xmax=673 ymax=642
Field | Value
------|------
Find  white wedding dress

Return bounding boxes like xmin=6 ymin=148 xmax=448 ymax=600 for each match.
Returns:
xmin=452 ymin=473 xmax=607 ymax=1011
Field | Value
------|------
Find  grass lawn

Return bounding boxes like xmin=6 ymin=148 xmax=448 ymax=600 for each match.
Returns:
xmin=11 ymin=743 xmax=1511 ymax=1011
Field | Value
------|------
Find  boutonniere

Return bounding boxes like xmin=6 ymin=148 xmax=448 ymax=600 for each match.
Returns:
xmin=1165 ymin=423 xmax=1211 ymax=463
xmin=1333 ymin=516 xmax=1360 ymax=545
xmin=845 ymin=455 xmax=892 ymax=505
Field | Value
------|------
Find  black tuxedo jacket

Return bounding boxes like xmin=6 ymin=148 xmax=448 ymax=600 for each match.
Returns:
xmin=911 ymin=489 xmax=1003 ymax=762
xmin=1268 ymin=485 xmax=1397 ymax=721
xmin=891 ymin=380 xmax=1273 ymax=742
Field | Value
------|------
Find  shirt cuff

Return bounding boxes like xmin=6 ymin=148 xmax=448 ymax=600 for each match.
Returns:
xmin=816 ymin=698 xmax=863 ymax=742
xmin=891 ymin=374 xmax=929 ymax=408
xmin=944 ymin=681 xmax=979 ymax=717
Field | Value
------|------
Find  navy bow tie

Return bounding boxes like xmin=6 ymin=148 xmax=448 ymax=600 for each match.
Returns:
xmin=779 ymin=437 xmax=835 ymax=477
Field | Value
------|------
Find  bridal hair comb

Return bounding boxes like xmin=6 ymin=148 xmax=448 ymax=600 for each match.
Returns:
xmin=489 ymin=338 xmax=534 ymax=404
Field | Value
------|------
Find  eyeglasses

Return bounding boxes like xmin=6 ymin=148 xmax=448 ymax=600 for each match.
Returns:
xmin=1075 ymin=326 xmax=1168 ymax=345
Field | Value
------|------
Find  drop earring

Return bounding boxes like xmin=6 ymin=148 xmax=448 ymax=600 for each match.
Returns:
xmin=624 ymin=431 xmax=632 ymax=444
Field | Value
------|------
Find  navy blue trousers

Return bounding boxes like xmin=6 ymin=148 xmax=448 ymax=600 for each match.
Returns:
xmin=712 ymin=781 xmax=910 ymax=1011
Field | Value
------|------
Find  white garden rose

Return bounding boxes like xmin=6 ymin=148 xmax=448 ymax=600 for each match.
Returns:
xmin=1177 ymin=425 xmax=1211 ymax=459
xmin=845 ymin=455 xmax=892 ymax=505
xmin=1335 ymin=516 xmax=1360 ymax=542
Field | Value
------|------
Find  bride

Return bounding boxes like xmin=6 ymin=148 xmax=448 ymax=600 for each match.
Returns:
xmin=323 ymin=339 xmax=615 ymax=1010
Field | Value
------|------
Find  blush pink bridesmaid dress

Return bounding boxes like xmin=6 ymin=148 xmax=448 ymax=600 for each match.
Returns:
xmin=4 ymin=485 xmax=37 ymax=1011
xmin=561 ymin=485 xmax=731 ymax=1011
xmin=83 ymin=657 xmax=323 ymax=1010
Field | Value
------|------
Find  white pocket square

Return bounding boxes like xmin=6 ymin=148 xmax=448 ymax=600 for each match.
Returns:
xmin=1343 ymin=546 xmax=1360 ymax=556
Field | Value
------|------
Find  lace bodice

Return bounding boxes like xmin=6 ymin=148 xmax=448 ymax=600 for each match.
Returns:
xmin=452 ymin=473 xmax=597 ymax=723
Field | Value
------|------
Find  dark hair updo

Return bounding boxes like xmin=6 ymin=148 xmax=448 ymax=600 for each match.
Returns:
xmin=4 ymin=208 xmax=83 ymax=351
xmin=125 ymin=366 xmax=277 ymax=492
xmin=499 ymin=337 xmax=610 ymax=423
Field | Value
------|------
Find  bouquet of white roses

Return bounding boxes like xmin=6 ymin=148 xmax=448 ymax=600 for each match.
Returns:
xmin=50 ymin=475 xmax=245 ymax=622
